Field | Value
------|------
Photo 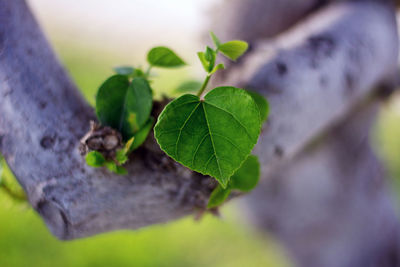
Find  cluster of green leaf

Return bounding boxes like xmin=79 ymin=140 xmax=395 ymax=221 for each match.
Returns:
xmin=154 ymin=33 xmax=269 ymax=207
xmin=85 ymin=32 xmax=269 ymax=208
xmin=85 ymin=46 xmax=186 ymax=173
xmin=85 ymin=137 xmax=136 ymax=175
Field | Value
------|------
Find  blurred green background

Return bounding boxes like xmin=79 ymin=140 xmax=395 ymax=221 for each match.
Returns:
xmin=1 ymin=1 xmax=400 ymax=266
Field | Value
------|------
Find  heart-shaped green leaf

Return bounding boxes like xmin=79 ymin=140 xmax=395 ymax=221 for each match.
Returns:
xmin=219 ymin=40 xmax=248 ymax=61
xmin=154 ymin=86 xmax=261 ymax=187
xmin=147 ymin=46 xmax=186 ymax=68
xmin=96 ymin=75 xmax=153 ymax=140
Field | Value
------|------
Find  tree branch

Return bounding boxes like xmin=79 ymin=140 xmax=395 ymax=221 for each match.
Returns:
xmin=0 ymin=0 xmax=214 ymax=239
xmin=0 ymin=0 xmax=398 ymax=240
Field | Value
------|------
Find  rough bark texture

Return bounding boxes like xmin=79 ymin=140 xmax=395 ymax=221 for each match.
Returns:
xmin=0 ymin=5 xmax=399 ymax=266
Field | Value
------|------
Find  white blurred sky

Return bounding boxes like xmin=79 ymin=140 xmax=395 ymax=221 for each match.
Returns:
xmin=27 ymin=0 xmax=216 ymax=60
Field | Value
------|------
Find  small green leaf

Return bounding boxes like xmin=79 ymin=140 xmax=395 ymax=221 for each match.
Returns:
xmin=174 ymin=80 xmax=202 ymax=94
xmin=209 ymin=63 xmax=225 ymax=75
xmin=205 ymin=46 xmax=214 ymax=61
xmin=230 ymin=155 xmax=260 ymax=192
xmin=105 ymin=161 xmax=128 ymax=175
xmin=85 ymin=151 xmax=106 ymax=167
xmin=115 ymin=149 xmax=128 ymax=165
xmin=210 ymin=32 xmax=221 ymax=48
xmin=205 ymin=46 xmax=216 ymax=72
xmin=154 ymin=86 xmax=261 ymax=188
xmin=129 ymin=117 xmax=154 ymax=152
xmin=197 ymin=52 xmax=209 ymax=72
xmin=207 ymin=185 xmax=231 ymax=209
xmin=219 ymin=40 xmax=249 ymax=61
xmin=246 ymin=90 xmax=269 ymax=122
xmin=113 ymin=66 xmax=134 ymax=76
xmin=96 ymin=75 xmax=153 ymax=140
xmin=147 ymin=46 xmax=186 ymax=68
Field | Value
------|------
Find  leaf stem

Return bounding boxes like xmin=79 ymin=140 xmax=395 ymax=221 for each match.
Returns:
xmin=197 ymin=75 xmax=211 ymax=97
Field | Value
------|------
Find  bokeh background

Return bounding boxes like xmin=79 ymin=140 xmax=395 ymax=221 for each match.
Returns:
xmin=1 ymin=0 xmax=400 ymax=266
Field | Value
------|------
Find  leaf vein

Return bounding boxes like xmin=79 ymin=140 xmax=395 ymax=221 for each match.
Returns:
xmin=191 ymin=133 xmax=210 ymax=166
xmin=212 ymin=132 xmax=244 ymax=154
xmin=204 ymin=102 xmax=253 ymax=140
xmin=175 ymin=102 xmax=201 ymax=159
xmin=202 ymin=103 xmax=223 ymax=178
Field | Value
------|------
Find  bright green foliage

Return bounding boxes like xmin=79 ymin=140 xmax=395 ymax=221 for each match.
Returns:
xmin=147 ymin=46 xmax=186 ymax=68
xmin=96 ymin=75 xmax=153 ymax=140
xmin=154 ymin=87 xmax=261 ymax=188
xmin=219 ymin=41 xmax=248 ymax=61
xmin=85 ymin=138 xmax=134 ymax=174
xmin=89 ymin=33 xmax=266 ymax=194
xmin=247 ymin=90 xmax=269 ymax=123
xmin=85 ymin=151 xmax=128 ymax=175
xmin=85 ymin=151 xmax=106 ymax=167
xmin=89 ymin=46 xmax=186 ymax=174
xmin=113 ymin=66 xmax=134 ymax=76
xmin=198 ymin=46 xmax=219 ymax=74
xmin=207 ymin=155 xmax=260 ymax=208
xmin=207 ymin=185 xmax=231 ymax=209
xmin=174 ymin=80 xmax=202 ymax=94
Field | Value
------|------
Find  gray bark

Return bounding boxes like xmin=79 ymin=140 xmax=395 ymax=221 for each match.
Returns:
xmin=0 ymin=2 xmax=398 ymax=257
xmin=210 ymin=0 xmax=328 ymax=42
